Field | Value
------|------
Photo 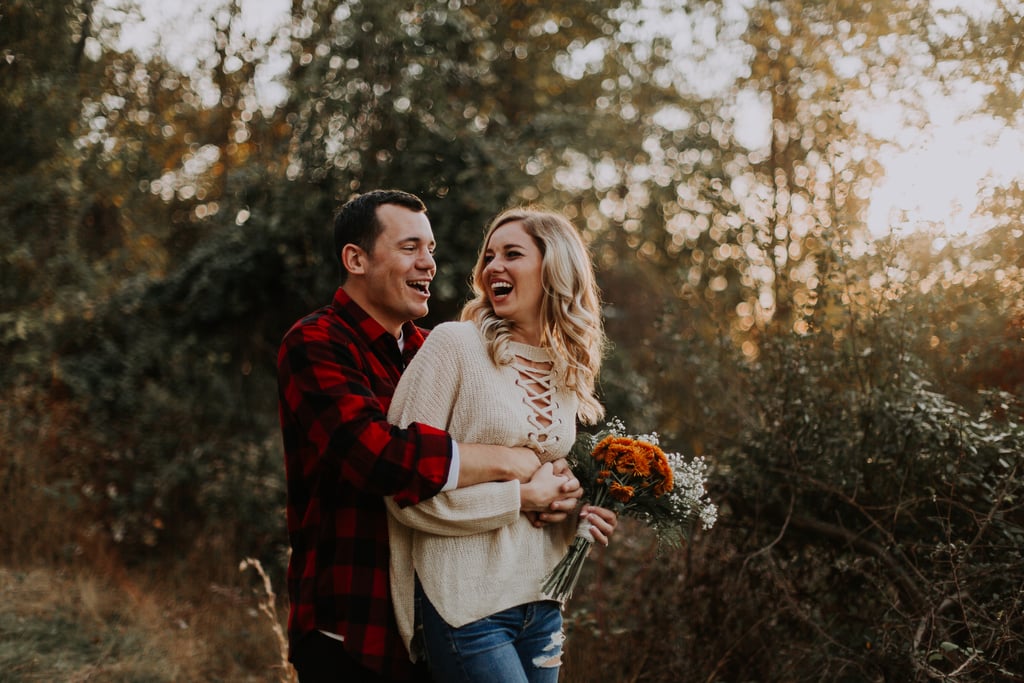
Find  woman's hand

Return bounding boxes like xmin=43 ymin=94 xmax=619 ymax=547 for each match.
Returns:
xmin=579 ymin=505 xmax=618 ymax=546
xmin=520 ymin=461 xmax=582 ymax=515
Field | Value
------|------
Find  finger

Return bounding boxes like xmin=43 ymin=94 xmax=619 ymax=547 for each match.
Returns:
xmin=583 ymin=510 xmax=611 ymax=533
xmin=583 ymin=505 xmax=617 ymax=527
xmin=560 ymin=477 xmax=581 ymax=493
xmin=551 ymin=497 xmax=579 ymax=512
xmin=582 ymin=514 xmax=609 ymax=545
xmin=539 ymin=511 xmax=569 ymax=524
xmin=562 ymin=485 xmax=583 ymax=500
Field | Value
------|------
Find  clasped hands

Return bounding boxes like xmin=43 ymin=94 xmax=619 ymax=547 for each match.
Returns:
xmin=519 ymin=455 xmax=617 ymax=545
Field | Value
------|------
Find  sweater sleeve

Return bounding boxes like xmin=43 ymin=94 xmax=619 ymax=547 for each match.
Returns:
xmin=386 ymin=323 xmax=521 ymax=532
xmin=384 ymin=483 xmax=519 ymax=536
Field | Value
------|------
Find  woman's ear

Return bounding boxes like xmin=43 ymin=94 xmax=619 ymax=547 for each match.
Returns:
xmin=341 ymin=244 xmax=367 ymax=276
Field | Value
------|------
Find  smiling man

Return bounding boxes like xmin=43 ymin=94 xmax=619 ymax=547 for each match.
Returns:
xmin=276 ymin=190 xmax=577 ymax=683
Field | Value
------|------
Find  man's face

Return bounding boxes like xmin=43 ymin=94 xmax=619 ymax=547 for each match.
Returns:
xmin=358 ymin=204 xmax=436 ymax=335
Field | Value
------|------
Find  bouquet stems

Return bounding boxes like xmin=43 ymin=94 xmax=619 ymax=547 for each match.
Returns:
xmin=541 ymin=489 xmax=610 ymax=601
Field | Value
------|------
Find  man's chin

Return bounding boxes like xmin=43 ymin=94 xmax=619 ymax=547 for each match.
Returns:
xmin=409 ymin=303 xmax=429 ymax=320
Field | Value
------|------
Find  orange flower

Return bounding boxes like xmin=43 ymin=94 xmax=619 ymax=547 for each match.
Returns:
xmin=613 ymin=451 xmax=637 ymax=476
xmin=591 ymin=434 xmax=674 ymax=498
xmin=653 ymin=473 xmax=673 ymax=497
xmin=608 ymin=482 xmax=635 ymax=503
xmin=631 ymin=442 xmax=658 ymax=477
xmin=592 ymin=436 xmax=634 ymax=466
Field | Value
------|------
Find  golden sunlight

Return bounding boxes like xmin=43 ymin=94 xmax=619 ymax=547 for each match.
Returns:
xmin=867 ymin=116 xmax=1024 ymax=239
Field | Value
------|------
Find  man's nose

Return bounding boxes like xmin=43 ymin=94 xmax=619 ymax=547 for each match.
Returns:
xmin=419 ymin=250 xmax=436 ymax=271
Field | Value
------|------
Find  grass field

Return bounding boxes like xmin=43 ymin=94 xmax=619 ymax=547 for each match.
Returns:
xmin=0 ymin=564 xmax=293 ymax=683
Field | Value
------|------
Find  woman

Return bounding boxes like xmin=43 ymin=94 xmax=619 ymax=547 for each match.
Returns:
xmin=385 ymin=207 xmax=617 ymax=682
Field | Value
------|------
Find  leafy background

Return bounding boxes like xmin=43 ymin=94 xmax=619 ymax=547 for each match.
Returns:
xmin=2 ymin=0 xmax=1023 ymax=680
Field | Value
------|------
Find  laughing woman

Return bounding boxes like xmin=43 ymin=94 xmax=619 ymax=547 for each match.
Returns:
xmin=385 ymin=207 xmax=617 ymax=683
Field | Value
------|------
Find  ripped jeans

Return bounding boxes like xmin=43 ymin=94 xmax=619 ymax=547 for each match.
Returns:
xmin=417 ymin=584 xmax=564 ymax=683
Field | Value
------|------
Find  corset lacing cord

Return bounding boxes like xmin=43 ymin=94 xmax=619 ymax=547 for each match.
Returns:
xmin=512 ymin=355 xmax=562 ymax=455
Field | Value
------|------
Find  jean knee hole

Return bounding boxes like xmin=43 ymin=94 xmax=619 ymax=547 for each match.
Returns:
xmin=531 ymin=630 xmax=565 ymax=669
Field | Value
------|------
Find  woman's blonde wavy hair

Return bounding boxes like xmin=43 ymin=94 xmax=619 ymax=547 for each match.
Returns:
xmin=460 ymin=207 xmax=606 ymax=425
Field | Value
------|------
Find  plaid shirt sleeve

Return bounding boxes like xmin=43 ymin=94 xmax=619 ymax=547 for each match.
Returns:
xmin=277 ymin=293 xmax=452 ymax=679
xmin=278 ymin=317 xmax=452 ymax=506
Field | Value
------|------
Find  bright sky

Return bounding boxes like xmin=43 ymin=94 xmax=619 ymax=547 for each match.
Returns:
xmin=113 ymin=0 xmax=289 ymax=59
xmin=107 ymin=0 xmax=291 ymax=108
xmin=852 ymin=54 xmax=1024 ymax=240
xmin=865 ymin=114 xmax=1024 ymax=239
xmin=106 ymin=0 xmax=1024 ymax=242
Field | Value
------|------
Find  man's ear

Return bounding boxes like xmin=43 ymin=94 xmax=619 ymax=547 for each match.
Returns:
xmin=341 ymin=244 xmax=368 ymax=275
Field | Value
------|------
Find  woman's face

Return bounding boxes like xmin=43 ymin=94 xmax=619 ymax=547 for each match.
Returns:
xmin=481 ymin=220 xmax=544 ymax=339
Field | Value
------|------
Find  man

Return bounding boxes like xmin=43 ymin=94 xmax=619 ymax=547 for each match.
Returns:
xmin=277 ymin=190 xmax=580 ymax=682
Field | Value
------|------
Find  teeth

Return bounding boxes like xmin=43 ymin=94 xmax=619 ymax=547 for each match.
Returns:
xmin=408 ymin=280 xmax=430 ymax=293
xmin=491 ymin=281 xmax=512 ymax=295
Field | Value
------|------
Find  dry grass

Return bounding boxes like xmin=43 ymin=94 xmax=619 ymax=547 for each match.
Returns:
xmin=1 ymin=384 xmax=297 ymax=682
xmin=0 ymin=562 xmax=294 ymax=683
xmin=239 ymin=558 xmax=296 ymax=683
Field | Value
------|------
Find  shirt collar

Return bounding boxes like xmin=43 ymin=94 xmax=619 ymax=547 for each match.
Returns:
xmin=332 ymin=287 xmax=392 ymax=345
xmin=331 ymin=287 xmax=427 ymax=357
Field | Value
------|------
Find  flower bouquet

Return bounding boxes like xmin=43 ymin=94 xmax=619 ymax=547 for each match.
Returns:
xmin=541 ymin=418 xmax=717 ymax=601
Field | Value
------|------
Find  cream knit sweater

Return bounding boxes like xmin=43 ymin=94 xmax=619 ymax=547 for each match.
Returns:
xmin=385 ymin=321 xmax=578 ymax=661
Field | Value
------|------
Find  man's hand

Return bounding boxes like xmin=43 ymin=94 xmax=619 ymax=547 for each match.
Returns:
xmin=550 ymin=457 xmax=576 ymax=481
xmin=505 ymin=446 xmax=547 ymax=483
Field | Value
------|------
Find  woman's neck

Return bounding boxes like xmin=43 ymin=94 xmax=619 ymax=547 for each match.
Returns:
xmin=508 ymin=323 xmax=542 ymax=347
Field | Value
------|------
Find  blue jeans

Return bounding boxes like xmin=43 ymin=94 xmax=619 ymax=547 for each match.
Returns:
xmin=417 ymin=585 xmax=564 ymax=683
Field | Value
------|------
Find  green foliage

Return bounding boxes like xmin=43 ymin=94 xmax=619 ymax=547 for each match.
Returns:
xmin=567 ymin=299 xmax=1024 ymax=680
xmin=44 ymin=201 xmax=327 ymax=559
xmin=726 ymin=324 xmax=1024 ymax=678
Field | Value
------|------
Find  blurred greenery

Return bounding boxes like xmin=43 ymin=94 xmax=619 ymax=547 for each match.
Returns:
xmin=2 ymin=0 xmax=1023 ymax=680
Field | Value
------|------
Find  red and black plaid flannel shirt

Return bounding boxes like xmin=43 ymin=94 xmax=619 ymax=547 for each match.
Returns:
xmin=277 ymin=287 xmax=452 ymax=679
